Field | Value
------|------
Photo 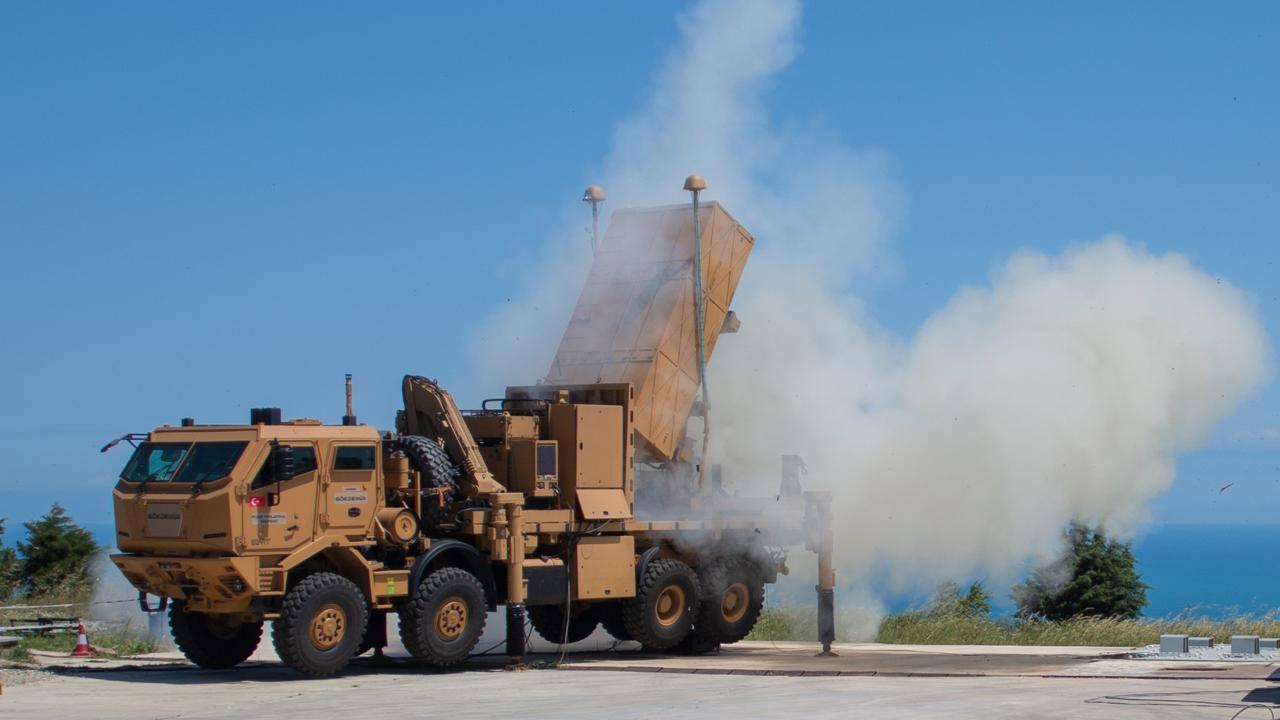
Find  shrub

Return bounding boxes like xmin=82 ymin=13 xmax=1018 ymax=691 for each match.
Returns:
xmin=17 ymin=503 xmax=99 ymax=597
xmin=1012 ymin=522 xmax=1147 ymax=620
xmin=0 ymin=519 xmax=19 ymax=601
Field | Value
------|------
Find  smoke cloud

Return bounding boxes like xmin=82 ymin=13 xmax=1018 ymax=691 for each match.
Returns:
xmin=719 ymin=238 xmax=1269 ymax=592
xmin=471 ymin=0 xmax=1271 ymax=607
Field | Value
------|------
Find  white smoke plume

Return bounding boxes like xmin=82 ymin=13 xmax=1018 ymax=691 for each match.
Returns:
xmin=719 ymin=239 xmax=1269 ymax=593
xmin=88 ymin=550 xmax=172 ymax=646
xmin=471 ymin=0 xmax=1271 ymax=609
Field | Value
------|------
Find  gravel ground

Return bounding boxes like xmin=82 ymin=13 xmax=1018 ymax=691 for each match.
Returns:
xmin=1 ymin=666 xmax=56 ymax=688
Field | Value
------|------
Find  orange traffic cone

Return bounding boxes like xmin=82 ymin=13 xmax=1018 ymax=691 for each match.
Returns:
xmin=70 ymin=621 xmax=92 ymax=657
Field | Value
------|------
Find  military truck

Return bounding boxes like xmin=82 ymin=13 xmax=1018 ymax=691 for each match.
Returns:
xmin=107 ymin=182 xmax=835 ymax=676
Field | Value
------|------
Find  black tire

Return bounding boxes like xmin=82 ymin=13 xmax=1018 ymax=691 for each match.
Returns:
xmin=271 ymin=572 xmax=369 ymax=677
xmin=694 ymin=560 xmax=764 ymax=645
xmin=397 ymin=436 xmax=461 ymax=531
xmin=169 ymin=601 xmax=263 ymax=669
xmin=597 ymin=602 xmax=631 ymax=642
xmin=528 ymin=605 xmax=599 ymax=644
xmin=398 ymin=567 xmax=487 ymax=667
xmin=622 ymin=558 xmax=700 ymax=650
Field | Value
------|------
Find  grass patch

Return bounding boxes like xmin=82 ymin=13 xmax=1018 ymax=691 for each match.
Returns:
xmin=0 ymin=627 xmax=157 ymax=664
xmin=877 ymin=612 xmax=1280 ymax=647
xmin=1 ymin=645 xmax=33 ymax=664
xmin=2 ymin=589 xmax=158 ymax=664
xmin=747 ymin=606 xmax=817 ymax=641
xmin=746 ymin=605 xmax=880 ymax=643
xmin=748 ymin=606 xmax=1280 ymax=647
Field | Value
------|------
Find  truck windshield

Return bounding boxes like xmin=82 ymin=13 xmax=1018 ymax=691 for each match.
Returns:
xmin=121 ymin=441 xmax=248 ymax=484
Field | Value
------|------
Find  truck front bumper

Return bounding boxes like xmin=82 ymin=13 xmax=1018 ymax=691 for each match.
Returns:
xmin=110 ymin=554 xmax=260 ymax=613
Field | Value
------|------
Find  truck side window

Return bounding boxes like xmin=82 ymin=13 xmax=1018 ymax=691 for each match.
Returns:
xmin=333 ymin=445 xmax=375 ymax=471
xmin=252 ymin=446 xmax=317 ymax=489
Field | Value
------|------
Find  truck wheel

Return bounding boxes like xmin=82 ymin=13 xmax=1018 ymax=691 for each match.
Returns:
xmin=528 ymin=605 xmax=598 ymax=644
xmin=396 ymin=436 xmax=460 ymax=532
xmin=169 ymin=601 xmax=262 ymax=669
xmin=271 ymin=572 xmax=369 ymax=677
xmin=398 ymin=567 xmax=486 ymax=666
xmin=694 ymin=560 xmax=764 ymax=645
xmin=597 ymin=602 xmax=631 ymax=642
xmin=622 ymin=559 xmax=700 ymax=650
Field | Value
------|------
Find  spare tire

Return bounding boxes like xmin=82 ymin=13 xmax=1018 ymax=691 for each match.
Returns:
xmin=395 ymin=436 xmax=460 ymax=532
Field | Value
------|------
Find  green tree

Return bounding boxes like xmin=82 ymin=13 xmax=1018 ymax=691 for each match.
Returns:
xmin=929 ymin=581 xmax=992 ymax=618
xmin=0 ymin=518 xmax=19 ymax=601
xmin=1012 ymin=522 xmax=1148 ymax=620
xmin=17 ymin=503 xmax=99 ymax=597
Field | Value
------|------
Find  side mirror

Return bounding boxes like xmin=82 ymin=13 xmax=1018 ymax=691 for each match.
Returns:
xmin=271 ymin=444 xmax=295 ymax=506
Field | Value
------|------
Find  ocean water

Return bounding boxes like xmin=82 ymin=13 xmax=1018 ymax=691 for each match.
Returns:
xmin=866 ymin=524 xmax=1280 ymax=620
xmin=1130 ymin=524 xmax=1280 ymax=619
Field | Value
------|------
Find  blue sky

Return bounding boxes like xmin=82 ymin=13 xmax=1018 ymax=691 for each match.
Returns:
xmin=0 ymin=2 xmax=1277 ymax=541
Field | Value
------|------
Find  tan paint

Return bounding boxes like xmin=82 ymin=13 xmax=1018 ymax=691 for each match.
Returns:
xmin=107 ymin=195 xmax=834 ymax=671
xmin=573 ymin=535 xmax=636 ymax=600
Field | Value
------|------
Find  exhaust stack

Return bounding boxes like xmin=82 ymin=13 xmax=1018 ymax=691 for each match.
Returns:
xmin=342 ymin=373 xmax=357 ymax=426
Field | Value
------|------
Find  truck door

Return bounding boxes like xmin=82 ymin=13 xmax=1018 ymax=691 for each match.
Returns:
xmin=244 ymin=442 xmax=318 ymax=552
xmin=324 ymin=443 xmax=378 ymax=531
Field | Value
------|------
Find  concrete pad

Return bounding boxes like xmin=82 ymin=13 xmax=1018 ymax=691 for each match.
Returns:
xmin=27 ymin=649 xmax=192 ymax=670
xmin=832 ymin=642 xmax=1131 ymax=656
xmin=3 ymin=664 xmax=1279 ymax=720
xmin=556 ymin=641 xmax=1130 ymax=678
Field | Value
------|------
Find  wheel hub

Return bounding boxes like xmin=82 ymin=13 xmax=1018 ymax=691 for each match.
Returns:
xmin=721 ymin=582 xmax=749 ymax=624
xmin=309 ymin=604 xmax=346 ymax=651
xmin=435 ymin=597 xmax=468 ymax=640
xmin=655 ymin=586 xmax=686 ymax=628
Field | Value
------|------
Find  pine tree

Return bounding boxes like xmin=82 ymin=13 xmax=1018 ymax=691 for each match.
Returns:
xmin=0 ymin=518 xmax=19 ymax=601
xmin=17 ymin=503 xmax=99 ymax=597
xmin=1012 ymin=522 xmax=1148 ymax=620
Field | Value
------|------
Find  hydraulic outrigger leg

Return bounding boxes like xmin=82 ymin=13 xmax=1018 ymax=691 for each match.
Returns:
xmin=499 ymin=496 xmax=528 ymax=665
xmin=807 ymin=491 xmax=838 ymax=657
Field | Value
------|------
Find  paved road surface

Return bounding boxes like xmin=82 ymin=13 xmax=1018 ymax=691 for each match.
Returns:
xmin=5 ymin=642 xmax=1280 ymax=720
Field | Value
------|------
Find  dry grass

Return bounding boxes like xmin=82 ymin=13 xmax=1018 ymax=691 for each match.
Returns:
xmin=878 ymin=612 xmax=1280 ymax=647
xmin=749 ymin=606 xmax=1280 ymax=647
xmin=747 ymin=606 xmax=818 ymax=641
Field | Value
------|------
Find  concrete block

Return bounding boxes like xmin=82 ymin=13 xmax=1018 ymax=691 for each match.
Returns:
xmin=1230 ymin=635 xmax=1260 ymax=655
xmin=1160 ymin=634 xmax=1189 ymax=654
xmin=1188 ymin=636 xmax=1214 ymax=648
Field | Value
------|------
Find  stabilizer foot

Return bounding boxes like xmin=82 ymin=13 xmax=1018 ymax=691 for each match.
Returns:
xmin=506 ymin=603 xmax=528 ymax=665
xmin=816 ymin=585 xmax=836 ymax=658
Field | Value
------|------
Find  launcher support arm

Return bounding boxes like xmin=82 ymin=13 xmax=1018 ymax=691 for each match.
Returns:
xmin=401 ymin=375 xmax=504 ymax=497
